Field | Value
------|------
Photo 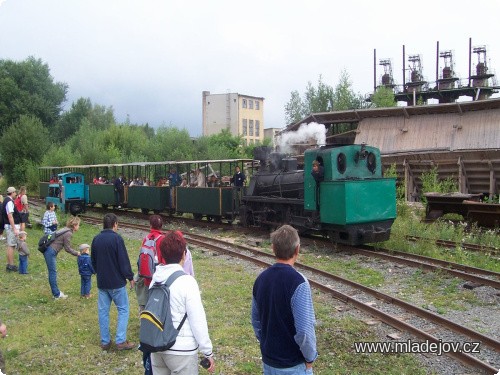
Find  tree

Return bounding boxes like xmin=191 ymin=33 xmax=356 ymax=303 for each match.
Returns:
xmin=0 ymin=57 xmax=67 ymax=133
xmin=284 ymin=71 xmax=366 ymax=125
xmin=0 ymin=115 xmax=50 ymax=185
xmin=331 ymin=70 xmax=365 ymax=110
xmin=371 ymin=86 xmax=397 ymax=108
xmin=54 ymin=98 xmax=115 ymax=143
xmin=284 ymin=90 xmax=304 ymax=124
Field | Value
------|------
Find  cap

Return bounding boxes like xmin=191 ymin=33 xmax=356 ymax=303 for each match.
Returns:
xmin=79 ymin=243 xmax=91 ymax=251
xmin=7 ymin=187 xmax=16 ymax=194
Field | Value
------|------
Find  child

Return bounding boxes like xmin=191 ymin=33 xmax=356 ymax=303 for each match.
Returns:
xmin=42 ymin=202 xmax=58 ymax=235
xmin=17 ymin=231 xmax=30 ymax=274
xmin=77 ymin=244 xmax=95 ymax=298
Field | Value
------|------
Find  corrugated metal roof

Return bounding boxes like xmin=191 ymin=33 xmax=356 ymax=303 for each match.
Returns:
xmin=283 ymin=98 xmax=500 ymax=133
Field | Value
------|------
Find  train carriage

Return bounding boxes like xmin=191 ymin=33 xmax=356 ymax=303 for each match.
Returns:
xmin=38 ymin=146 xmax=396 ymax=245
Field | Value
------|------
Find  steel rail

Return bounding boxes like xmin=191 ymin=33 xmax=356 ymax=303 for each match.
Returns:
xmin=184 ymin=234 xmax=499 ymax=374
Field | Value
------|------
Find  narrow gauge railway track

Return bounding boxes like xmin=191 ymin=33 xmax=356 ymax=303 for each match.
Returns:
xmin=182 ymin=233 xmax=499 ymax=374
xmin=354 ymin=245 xmax=500 ymax=290
xmin=303 ymin=234 xmax=500 ymax=289
xmin=406 ymin=235 xmax=500 ymax=257
xmin=78 ymin=215 xmax=499 ymax=372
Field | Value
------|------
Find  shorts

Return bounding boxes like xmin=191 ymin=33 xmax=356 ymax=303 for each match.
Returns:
xmin=5 ymin=226 xmax=20 ymax=247
xmin=20 ymin=212 xmax=29 ymax=223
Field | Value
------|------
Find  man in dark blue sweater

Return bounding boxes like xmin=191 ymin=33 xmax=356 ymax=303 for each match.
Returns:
xmin=252 ymin=225 xmax=318 ymax=374
xmin=91 ymin=213 xmax=135 ymax=351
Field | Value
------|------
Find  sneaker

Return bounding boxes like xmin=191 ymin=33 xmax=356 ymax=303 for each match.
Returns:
xmin=116 ymin=341 xmax=135 ymax=351
xmin=6 ymin=264 xmax=18 ymax=272
xmin=101 ymin=342 xmax=112 ymax=351
xmin=55 ymin=291 xmax=68 ymax=299
xmin=0 ymin=236 xmax=6 ymax=240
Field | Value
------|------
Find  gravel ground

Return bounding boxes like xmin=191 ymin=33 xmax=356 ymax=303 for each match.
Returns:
xmin=117 ymin=220 xmax=499 ymax=374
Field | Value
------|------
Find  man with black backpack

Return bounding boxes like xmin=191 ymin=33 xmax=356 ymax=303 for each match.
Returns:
xmin=3 ymin=187 xmax=20 ymax=272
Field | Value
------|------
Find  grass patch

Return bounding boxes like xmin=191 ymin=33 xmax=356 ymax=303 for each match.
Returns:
xmin=399 ymin=269 xmax=481 ymax=314
xmin=0 ymin=208 xmax=428 ymax=374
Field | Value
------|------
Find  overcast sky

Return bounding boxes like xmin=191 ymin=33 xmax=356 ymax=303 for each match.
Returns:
xmin=1 ymin=0 xmax=499 ymax=136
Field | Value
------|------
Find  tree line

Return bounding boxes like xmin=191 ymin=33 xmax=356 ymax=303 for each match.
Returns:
xmin=0 ymin=57 xmax=396 ymax=191
xmin=0 ymin=57 xmax=267 ymax=191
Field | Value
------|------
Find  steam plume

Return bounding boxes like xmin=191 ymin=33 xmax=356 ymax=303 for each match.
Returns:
xmin=277 ymin=122 xmax=326 ymax=154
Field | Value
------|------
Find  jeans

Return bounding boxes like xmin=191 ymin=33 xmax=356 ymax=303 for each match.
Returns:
xmin=44 ymin=247 xmax=60 ymax=297
xmin=80 ymin=275 xmax=92 ymax=295
xmin=263 ymin=363 xmax=313 ymax=375
xmin=18 ymin=254 xmax=28 ymax=274
xmin=98 ymin=287 xmax=130 ymax=345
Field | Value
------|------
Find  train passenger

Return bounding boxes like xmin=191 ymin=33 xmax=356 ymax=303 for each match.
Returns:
xmin=149 ymin=231 xmax=215 ymax=374
xmin=208 ymin=175 xmax=219 ymax=188
xmin=43 ymin=216 xmax=81 ymax=299
xmin=180 ymin=177 xmax=188 ymax=187
xmin=168 ymin=168 xmax=182 ymax=187
xmin=196 ymin=169 xmax=205 ymax=187
xmin=230 ymin=166 xmax=246 ymax=187
xmin=252 ymin=225 xmax=317 ymax=374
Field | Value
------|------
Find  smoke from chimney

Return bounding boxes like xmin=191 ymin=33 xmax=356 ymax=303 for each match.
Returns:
xmin=277 ymin=122 xmax=326 ymax=154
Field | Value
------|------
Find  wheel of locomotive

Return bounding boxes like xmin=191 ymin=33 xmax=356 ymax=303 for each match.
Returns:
xmin=69 ymin=202 xmax=84 ymax=215
xmin=214 ymin=216 xmax=222 ymax=224
xmin=89 ymin=203 xmax=96 ymax=208
xmin=206 ymin=215 xmax=213 ymax=222
xmin=141 ymin=208 xmax=150 ymax=215
xmin=193 ymin=213 xmax=203 ymax=221
xmin=102 ymin=204 xmax=108 ymax=209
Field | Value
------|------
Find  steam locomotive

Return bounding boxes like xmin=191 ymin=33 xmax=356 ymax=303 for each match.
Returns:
xmin=239 ymin=144 xmax=396 ymax=245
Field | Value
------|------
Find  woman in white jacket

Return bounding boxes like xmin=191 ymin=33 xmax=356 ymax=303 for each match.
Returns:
xmin=150 ymin=231 xmax=215 ymax=374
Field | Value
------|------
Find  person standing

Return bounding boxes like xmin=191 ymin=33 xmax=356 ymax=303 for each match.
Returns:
xmin=3 ymin=187 xmax=20 ymax=272
xmin=14 ymin=186 xmax=29 ymax=231
xmin=16 ymin=231 xmax=30 ymax=274
xmin=135 ymin=215 xmax=166 ymax=313
xmin=91 ymin=213 xmax=135 ymax=351
xmin=149 ymin=231 xmax=215 ymax=374
xmin=43 ymin=216 xmax=81 ymax=298
xmin=230 ymin=166 xmax=246 ymax=187
xmin=114 ymin=174 xmax=125 ymax=208
xmin=42 ymin=202 xmax=59 ymax=234
xmin=77 ymin=243 xmax=95 ymax=298
xmin=252 ymin=225 xmax=317 ymax=374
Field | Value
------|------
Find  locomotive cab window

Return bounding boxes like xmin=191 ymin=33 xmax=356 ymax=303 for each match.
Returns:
xmin=337 ymin=153 xmax=346 ymax=174
xmin=367 ymin=152 xmax=376 ymax=174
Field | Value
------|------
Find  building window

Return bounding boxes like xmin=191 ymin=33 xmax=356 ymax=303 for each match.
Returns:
xmin=242 ymin=119 xmax=247 ymax=136
xmin=255 ymin=101 xmax=260 ymax=110
xmin=242 ymin=99 xmax=247 ymax=108
xmin=255 ymin=120 xmax=260 ymax=137
xmin=249 ymin=100 xmax=253 ymax=109
xmin=249 ymin=120 xmax=254 ymax=136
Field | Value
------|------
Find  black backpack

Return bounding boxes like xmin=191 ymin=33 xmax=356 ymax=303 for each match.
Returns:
xmin=38 ymin=228 xmax=71 ymax=253
xmin=139 ymin=270 xmax=187 ymax=353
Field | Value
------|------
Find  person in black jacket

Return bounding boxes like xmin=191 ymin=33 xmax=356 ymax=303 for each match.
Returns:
xmin=91 ymin=213 xmax=135 ymax=351
xmin=3 ymin=187 xmax=21 ymax=272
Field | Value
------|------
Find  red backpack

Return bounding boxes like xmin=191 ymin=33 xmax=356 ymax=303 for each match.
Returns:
xmin=137 ymin=234 xmax=163 ymax=286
